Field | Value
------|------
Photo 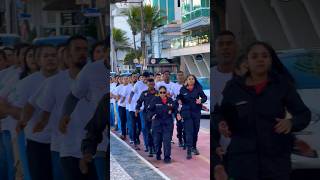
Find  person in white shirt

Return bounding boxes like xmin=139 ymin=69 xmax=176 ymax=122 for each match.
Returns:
xmin=174 ymin=71 xmax=186 ymax=147
xmin=211 ymin=31 xmax=238 ymax=180
xmin=58 ymin=41 xmax=108 ymax=179
xmin=32 ymin=36 xmax=95 ymax=180
xmin=13 ymin=45 xmax=59 ymax=180
xmin=155 ymin=71 xmax=175 ymax=97
xmin=110 ymin=76 xmax=117 ymax=128
xmin=0 ymin=44 xmax=33 ymax=180
xmin=155 ymin=73 xmax=162 ymax=83
xmin=129 ymin=72 xmax=149 ymax=151
xmin=117 ymin=75 xmax=130 ymax=140
xmin=113 ymin=77 xmax=123 ymax=133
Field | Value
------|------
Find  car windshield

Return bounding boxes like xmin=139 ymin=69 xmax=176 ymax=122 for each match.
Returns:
xmin=197 ymin=77 xmax=209 ymax=90
xmin=279 ymin=50 xmax=320 ymax=89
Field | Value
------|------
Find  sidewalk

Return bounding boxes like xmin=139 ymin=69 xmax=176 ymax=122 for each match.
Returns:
xmin=112 ymin=122 xmax=210 ymax=180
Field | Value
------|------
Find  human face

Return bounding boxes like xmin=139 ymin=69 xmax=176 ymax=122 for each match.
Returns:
xmin=93 ymin=45 xmax=104 ymax=61
xmin=40 ymin=47 xmax=58 ymax=73
xmin=155 ymin=75 xmax=161 ymax=82
xmin=123 ymin=77 xmax=129 ymax=84
xmin=215 ymin=35 xmax=237 ymax=65
xmin=147 ymin=81 xmax=155 ymax=89
xmin=131 ymin=74 xmax=138 ymax=83
xmin=247 ymin=44 xmax=272 ymax=76
xmin=26 ymin=49 xmax=38 ymax=72
xmin=177 ymin=72 xmax=185 ymax=83
xmin=163 ymin=72 xmax=170 ymax=82
xmin=186 ymin=75 xmax=195 ymax=86
xmin=159 ymin=88 xmax=167 ymax=98
xmin=4 ymin=49 xmax=14 ymax=66
xmin=70 ymin=39 xmax=88 ymax=68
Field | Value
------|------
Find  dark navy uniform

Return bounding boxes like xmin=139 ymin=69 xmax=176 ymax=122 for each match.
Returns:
xmin=178 ymin=84 xmax=207 ymax=157
xmin=212 ymin=73 xmax=311 ymax=180
xmin=148 ymin=96 xmax=176 ymax=162
xmin=136 ymin=88 xmax=158 ymax=155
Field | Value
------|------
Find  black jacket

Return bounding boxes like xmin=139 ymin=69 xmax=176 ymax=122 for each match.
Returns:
xmin=81 ymin=94 xmax=108 ymax=155
xmin=177 ymin=85 xmax=207 ymax=113
xmin=136 ymin=88 xmax=158 ymax=120
xmin=148 ymin=96 xmax=177 ymax=131
xmin=212 ymin=73 xmax=311 ymax=177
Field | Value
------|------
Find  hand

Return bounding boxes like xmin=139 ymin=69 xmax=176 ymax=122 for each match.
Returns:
xmin=214 ymin=165 xmax=228 ymax=180
xmin=216 ymin=147 xmax=225 ymax=160
xmin=128 ymin=97 xmax=132 ymax=104
xmin=16 ymin=120 xmax=27 ymax=133
xmin=135 ymin=110 xmax=139 ymax=117
xmin=274 ymin=118 xmax=292 ymax=134
xmin=176 ymin=114 xmax=182 ymax=121
xmin=168 ymin=110 xmax=172 ymax=114
xmin=32 ymin=120 xmax=48 ymax=133
xmin=196 ymin=98 xmax=201 ymax=104
xmin=79 ymin=153 xmax=93 ymax=174
xmin=59 ymin=116 xmax=70 ymax=134
xmin=218 ymin=121 xmax=231 ymax=137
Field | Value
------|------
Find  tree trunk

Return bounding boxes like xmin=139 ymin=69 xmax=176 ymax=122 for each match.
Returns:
xmin=149 ymin=32 xmax=153 ymax=57
xmin=133 ymin=33 xmax=137 ymax=51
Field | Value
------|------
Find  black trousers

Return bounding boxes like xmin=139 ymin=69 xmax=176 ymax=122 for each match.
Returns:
xmin=176 ymin=120 xmax=186 ymax=143
xmin=153 ymin=123 xmax=173 ymax=159
xmin=60 ymin=157 xmax=97 ymax=180
xmin=183 ymin=111 xmax=201 ymax=148
xmin=130 ymin=111 xmax=141 ymax=145
xmin=26 ymin=139 xmax=53 ymax=180
xmin=143 ymin=112 xmax=154 ymax=148
xmin=118 ymin=106 xmax=127 ymax=136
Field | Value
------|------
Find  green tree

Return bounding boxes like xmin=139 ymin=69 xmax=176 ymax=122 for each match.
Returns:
xmin=122 ymin=6 xmax=141 ymax=52
xmin=112 ymin=27 xmax=130 ymax=62
xmin=143 ymin=5 xmax=165 ymax=56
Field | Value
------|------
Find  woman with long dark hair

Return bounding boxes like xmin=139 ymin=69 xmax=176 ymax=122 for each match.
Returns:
xmin=213 ymin=41 xmax=311 ymax=180
xmin=20 ymin=46 xmax=39 ymax=80
xmin=177 ymin=74 xmax=207 ymax=159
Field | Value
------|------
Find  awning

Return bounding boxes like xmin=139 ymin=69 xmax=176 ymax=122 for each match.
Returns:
xmin=43 ymin=0 xmax=86 ymax=11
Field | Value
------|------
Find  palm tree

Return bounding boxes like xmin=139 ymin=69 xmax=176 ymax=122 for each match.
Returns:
xmin=112 ymin=27 xmax=130 ymax=64
xmin=122 ymin=6 xmax=141 ymax=52
xmin=143 ymin=5 xmax=165 ymax=57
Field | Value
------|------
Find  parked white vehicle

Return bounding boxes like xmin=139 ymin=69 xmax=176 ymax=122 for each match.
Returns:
xmin=278 ymin=49 xmax=320 ymax=170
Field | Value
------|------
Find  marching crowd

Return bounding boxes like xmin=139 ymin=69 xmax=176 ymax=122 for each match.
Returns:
xmin=0 ymin=36 xmax=109 ymax=180
xmin=110 ymin=70 xmax=208 ymax=163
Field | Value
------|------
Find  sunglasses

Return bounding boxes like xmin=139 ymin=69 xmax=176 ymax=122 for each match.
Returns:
xmin=159 ymin=91 xmax=166 ymax=94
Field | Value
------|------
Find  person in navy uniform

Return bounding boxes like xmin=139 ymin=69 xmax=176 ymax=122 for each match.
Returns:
xmin=135 ymin=78 xmax=158 ymax=157
xmin=213 ymin=42 xmax=311 ymax=180
xmin=177 ymin=74 xmax=207 ymax=159
xmin=148 ymin=86 xmax=177 ymax=163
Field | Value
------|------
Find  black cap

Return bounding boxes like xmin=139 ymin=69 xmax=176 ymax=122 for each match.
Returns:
xmin=142 ymin=72 xmax=149 ymax=77
xmin=147 ymin=78 xmax=154 ymax=82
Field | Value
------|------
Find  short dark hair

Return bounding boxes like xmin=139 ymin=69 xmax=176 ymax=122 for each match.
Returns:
xmin=156 ymin=73 xmax=161 ymax=76
xmin=147 ymin=78 xmax=154 ymax=83
xmin=216 ymin=30 xmax=236 ymax=41
xmin=177 ymin=70 xmax=184 ymax=74
xmin=159 ymin=86 xmax=167 ymax=91
xmin=163 ymin=70 xmax=170 ymax=74
xmin=67 ymin=35 xmax=88 ymax=48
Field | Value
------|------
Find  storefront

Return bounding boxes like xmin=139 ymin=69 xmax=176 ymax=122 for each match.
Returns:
xmin=147 ymin=57 xmax=179 ymax=74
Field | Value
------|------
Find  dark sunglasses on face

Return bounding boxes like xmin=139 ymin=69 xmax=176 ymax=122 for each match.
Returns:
xmin=159 ymin=91 xmax=166 ymax=94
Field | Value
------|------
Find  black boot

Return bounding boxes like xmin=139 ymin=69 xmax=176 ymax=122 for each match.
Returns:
xmin=178 ymin=139 xmax=183 ymax=147
xmin=156 ymin=154 xmax=161 ymax=160
xmin=164 ymin=157 xmax=171 ymax=164
xmin=186 ymin=147 xmax=192 ymax=160
xmin=144 ymin=146 xmax=149 ymax=152
xmin=148 ymin=147 xmax=154 ymax=157
xmin=192 ymin=147 xmax=200 ymax=155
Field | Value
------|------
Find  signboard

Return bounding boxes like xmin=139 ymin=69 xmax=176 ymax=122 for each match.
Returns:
xmin=148 ymin=58 xmax=173 ymax=65
xmin=82 ymin=8 xmax=101 ymax=17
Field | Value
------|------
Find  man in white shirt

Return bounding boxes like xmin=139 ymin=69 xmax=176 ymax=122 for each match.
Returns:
xmin=31 ymin=36 xmax=92 ymax=180
xmin=155 ymin=71 xmax=175 ymax=97
xmin=212 ymin=31 xmax=238 ymax=179
xmin=129 ymin=72 xmax=149 ymax=151
xmin=14 ymin=45 xmax=59 ymax=180
xmin=124 ymin=75 xmax=134 ymax=143
xmin=174 ymin=71 xmax=186 ymax=147
xmin=117 ymin=75 xmax=130 ymax=140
